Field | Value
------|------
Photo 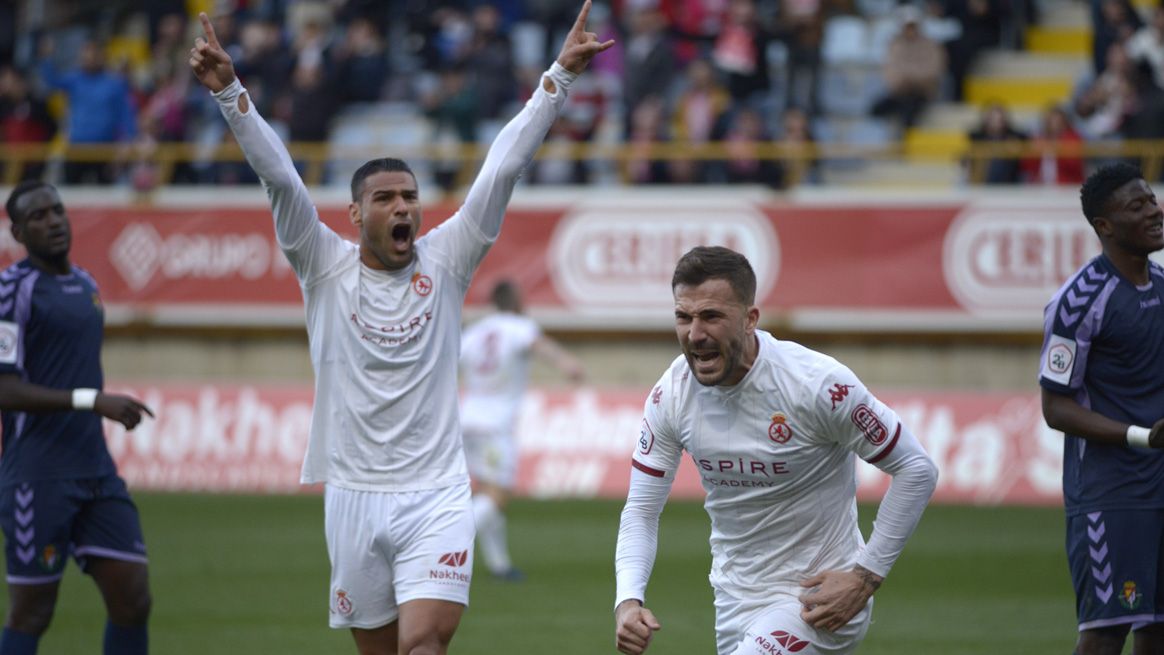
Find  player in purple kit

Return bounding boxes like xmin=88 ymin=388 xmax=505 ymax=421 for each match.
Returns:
xmin=0 ymin=181 xmax=154 ymax=655
xmin=1040 ymin=163 xmax=1164 ymax=655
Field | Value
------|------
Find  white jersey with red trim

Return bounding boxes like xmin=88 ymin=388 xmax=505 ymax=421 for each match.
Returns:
xmin=633 ymin=330 xmax=904 ymax=598
xmin=459 ymin=312 xmax=541 ymax=436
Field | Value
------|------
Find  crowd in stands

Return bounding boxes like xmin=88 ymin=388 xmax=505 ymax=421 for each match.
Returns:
xmin=0 ymin=0 xmax=1161 ymax=189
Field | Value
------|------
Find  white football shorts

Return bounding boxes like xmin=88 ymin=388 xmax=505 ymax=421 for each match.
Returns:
xmin=462 ymin=425 xmax=518 ymax=489
xmin=324 ymin=482 xmax=475 ymax=629
xmin=714 ymin=585 xmax=872 ymax=655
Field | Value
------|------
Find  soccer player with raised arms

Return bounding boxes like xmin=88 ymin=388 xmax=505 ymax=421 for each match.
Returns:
xmin=189 ymin=6 xmax=611 ymax=654
xmin=0 ymin=181 xmax=155 ymax=655
xmin=614 ymin=246 xmax=938 ymax=655
xmin=1040 ymin=163 xmax=1164 ymax=655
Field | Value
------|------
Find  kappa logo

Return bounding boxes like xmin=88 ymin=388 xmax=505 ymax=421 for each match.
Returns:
xmin=638 ymin=419 xmax=655 ymax=455
xmin=851 ymin=404 xmax=889 ymax=445
xmin=768 ymin=412 xmax=792 ymax=444
xmin=828 ymin=383 xmax=854 ymax=410
xmin=1119 ymin=581 xmax=1142 ymax=610
xmin=334 ymin=589 xmax=354 ymax=616
xmin=651 ymin=385 xmax=663 ymax=405
xmin=438 ymin=550 xmax=468 ymax=568
xmin=411 ymin=272 xmax=433 ymax=296
xmin=771 ymin=630 xmax=810 ymax=653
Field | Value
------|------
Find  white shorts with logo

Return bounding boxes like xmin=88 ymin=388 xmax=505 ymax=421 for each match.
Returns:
xmin=714 ymin=585 xmax=872 ymax=655
xmin=462 ymin=425 xmax=517 ymax=489
xmin=324 ymin=482 xmax=475 ymax=629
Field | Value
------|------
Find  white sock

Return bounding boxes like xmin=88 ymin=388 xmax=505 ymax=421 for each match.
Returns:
xmin=472 ymin=494 xmax=511 ymax=573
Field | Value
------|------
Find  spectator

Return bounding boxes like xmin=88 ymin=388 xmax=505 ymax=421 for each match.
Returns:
xmin=623 ymin=6 xmax=674 ymax=138
xmin=0 ymin=65 xmax=56 ymax=180
xmin=625 ymin=94 xmax=672 ymax=184
xmin=965 ymin=102 xmax=1028 ymax=184
xmin=670 ymin=59 xmax=732 ymax=183
xmin=1117 ymin=60 xmax=1164 ymax=175
xmin=776 ymin=0 xmax=826 ymax=114
xmin=870 ymin=6 xmax=947 ymax=129
xmin=1126 ymin=4 xmax=1164 ymax=90
xmin=421 ymin=63 xmax=480 ymax=192
xmin=38 ymin=37 xmax=138 ymax=185
xmin=1022 ymin=104 xmax=1084 ymax=185
xmin=709 ymin=105 xmax=782 ymax=187
xmin=945 ymin=0 xmax=1003 ymax=101
xmin=230 ymin=18 xmax=292 ymax=117
xmin=330 ymin=16 xmax=390 ymax=104
xmin=1092 ymin=0 xmax=1141 ymax=77
xmin=772 ymin=105 xmax=821 ymax=187
xmin=1073 ymin=43 xmax=1133 ymax=140
xmin=708 ymin=0 xmax=780 ymax=109
xmin=467 ymin=4 xmax=517 ymax=121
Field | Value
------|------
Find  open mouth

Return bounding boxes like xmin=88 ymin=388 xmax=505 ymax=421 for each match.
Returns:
xmin=1148 ymin=222 xmax=1163 ymax=238
xmin=390 ymin=223 xmax=412 ymax=251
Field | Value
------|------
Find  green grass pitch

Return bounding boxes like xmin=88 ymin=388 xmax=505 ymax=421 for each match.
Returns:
xmin=2 ymin=494 xmax=1078 ymax=654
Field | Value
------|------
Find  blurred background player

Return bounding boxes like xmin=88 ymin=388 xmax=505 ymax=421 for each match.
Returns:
xmin=614 ymin=246 xmax=938 ymax=655
xmin=190 ymin=6 xmax=611 ymax=654
xmin=1040 ymin=163 xmax=1164 ymax=655
xmin=459 ymin=280 xmax=584 ymax=580
xmin=0 ymin=181 xmax=154 ymax=655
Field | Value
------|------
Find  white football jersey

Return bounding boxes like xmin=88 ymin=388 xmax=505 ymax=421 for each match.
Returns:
xmin=633 ymin=330 xmax=905 ymax=598
xmin=217 ymin=65 xmax=572 ymax=491
xmin=460 ymin=312 xmax=541 ymax=435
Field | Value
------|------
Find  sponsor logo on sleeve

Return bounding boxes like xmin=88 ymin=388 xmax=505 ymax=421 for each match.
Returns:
xmin=638 ymin=419 xmax=655 ymax=455
xmin=0 ymin=320 xmax=19 ymax=365
xmin=768 ymin=412 xmax=793 ymax=444
xmin=851 ymin=404 xmax=889 ymax=445
xmin=827 ymin=383 xmax=854 ymax=410
xmin=1042 ymin=335 xmax=1076 ymax=385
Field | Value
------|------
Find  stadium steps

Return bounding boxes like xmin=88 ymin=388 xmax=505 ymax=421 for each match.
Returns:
xmin=964 ymin=51 xmax=1088 ymax=108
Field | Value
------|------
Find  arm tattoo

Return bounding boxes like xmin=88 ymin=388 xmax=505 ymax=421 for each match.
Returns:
xmin=855 ymin=565 xmax=883 ymax=594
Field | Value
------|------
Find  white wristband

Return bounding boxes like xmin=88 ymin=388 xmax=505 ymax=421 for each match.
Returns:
xmin=1126 ymin=425 xmax=1151 ymax=448
xmin=72 ymin=388 xmax=98 ymax=411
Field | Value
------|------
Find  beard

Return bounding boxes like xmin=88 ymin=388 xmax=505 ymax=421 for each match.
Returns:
xmin=684 ymin=332 xmax=745 ymax=387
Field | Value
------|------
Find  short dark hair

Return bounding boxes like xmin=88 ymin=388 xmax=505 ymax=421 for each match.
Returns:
xmin=672 ymin=246 xmax=757 ymax=305
xmin=490 ymin=279 xmax=521 ymax=312
xmin=1080 ymin=162 xmax=1143 ymax=225
xmin=5 ymin=179 xmax=52 ymax=225
xmin=350 ymin=158 xmax=416 ymax=202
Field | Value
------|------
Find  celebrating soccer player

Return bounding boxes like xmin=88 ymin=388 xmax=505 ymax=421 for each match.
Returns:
xmin=614 ymin=246 xmax=939 ymax=655
xmin=190 ymin=5 xmax=611 ymax=654
xmin=1040 ymin=163 xmax=1164 ymax=655
xmin=0 ymin=182 xmax=155 ymax=655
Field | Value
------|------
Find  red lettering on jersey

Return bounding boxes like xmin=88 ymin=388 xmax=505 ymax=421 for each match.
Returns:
xmin=828 ymin=383 xmax=855 ymax=410
xmin=851 ymin=404 xmax=888 ymax=445
xmin=768 ymin=412 xmax=792 ymax=443
xmin=651 ymin=386 xmax=663 ymax=405
xmin=771 ymin=630 xmax=811 ymax=652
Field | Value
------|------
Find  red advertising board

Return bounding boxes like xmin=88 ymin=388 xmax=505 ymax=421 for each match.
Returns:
xmin=103 ymin=383 xmax=1064 ymax=506
xmin=0 ymin=193 xmax=1114 ymax=331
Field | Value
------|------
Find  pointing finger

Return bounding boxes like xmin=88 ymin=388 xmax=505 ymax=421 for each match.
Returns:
xmin=199 ymin=12 xmax=221 ymax=48
xmin=572 ymin=0 xmax=592 ymax=34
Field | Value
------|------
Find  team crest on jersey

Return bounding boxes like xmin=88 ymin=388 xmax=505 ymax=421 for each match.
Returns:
xmin=334 ymin=589 xmax=354 ymax=616
xmin=411 ymin=272 xmax=433 ymax=296
xmin=1119 ymin=581 xmax=1142 ymax=609
xmin=639 ymin=419 xmax=655 ymax=455
xmin=768 ymin=412 xmax=792 ymax=444
xmin=827 ymin=383 xmax=854 ymax=410
xmin=0 ymin=320 xmax=17 ymax=365
xmin=851 ymin=404 xmax=888 ymax=445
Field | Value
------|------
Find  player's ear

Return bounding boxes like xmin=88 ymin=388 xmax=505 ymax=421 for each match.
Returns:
xmin=746 ymin=305 xmax=760 ymax=332
xmin=348 ymin=201 xmax=362 ymax=228
xmin=1092 ymin=215 xmax=1112 ymax=239
xmin=9 ymin=218 xmax=23 ymax=245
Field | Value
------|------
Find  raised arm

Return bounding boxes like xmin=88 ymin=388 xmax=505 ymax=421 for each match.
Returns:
xmin=460 ymin=1 xmax=614 ymax=240
xmin=189 ymin=13 xmax=325 ymax=272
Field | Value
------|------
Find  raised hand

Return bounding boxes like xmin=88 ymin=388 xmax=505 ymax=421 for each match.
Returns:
xmin=556 ymin=0 xmax=615 ymax=74
xmin=189 ymin=12 xmax=236 ymax=93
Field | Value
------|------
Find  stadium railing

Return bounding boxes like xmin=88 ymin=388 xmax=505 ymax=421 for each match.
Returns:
xmin=3 ymin=140 xmax=1164 ymax=187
